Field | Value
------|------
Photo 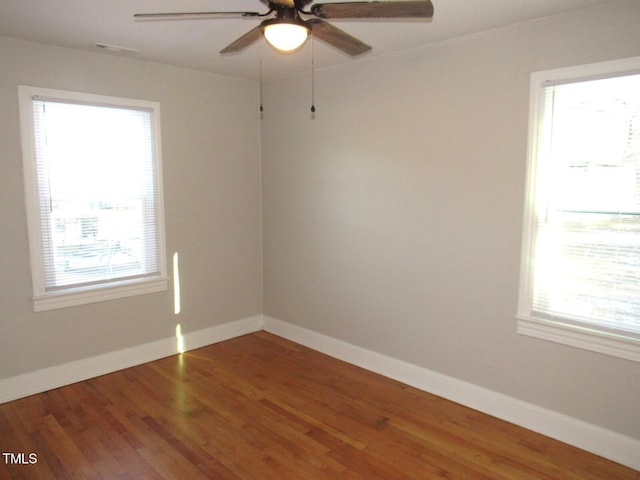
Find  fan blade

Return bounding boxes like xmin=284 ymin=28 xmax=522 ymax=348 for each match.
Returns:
xmin=308 ymin=19 xmax=371 ymax=56
xmin=311 ymin=1 xmax=433 ymax=19
xmin=134 ymin=11 xmax=262 ymax=21
xmin=220 ymin=26 xmax=262 ymax=54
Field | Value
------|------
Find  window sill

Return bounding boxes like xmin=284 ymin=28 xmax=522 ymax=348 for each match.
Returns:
xmin=33 ymin=276 xmax=169 ymax=312
xmin=517 ymin=315 xmax=640 ymax=363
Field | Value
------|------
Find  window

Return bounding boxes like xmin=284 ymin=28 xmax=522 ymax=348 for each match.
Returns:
xmin=518 ymin=57 xmax=640 ymax=362
xmin=19 ymin=86 xmax=167 ymax=311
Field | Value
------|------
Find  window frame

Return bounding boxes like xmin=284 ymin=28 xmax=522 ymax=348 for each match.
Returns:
xmin=517 ymin=57 xmax=640 ymax=362
xmin=19 ymin=86 xmax=168 ymax=311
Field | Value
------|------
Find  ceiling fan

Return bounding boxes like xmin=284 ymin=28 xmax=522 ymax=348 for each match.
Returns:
xmin=134 ymin=0 xmax=435 ymax=56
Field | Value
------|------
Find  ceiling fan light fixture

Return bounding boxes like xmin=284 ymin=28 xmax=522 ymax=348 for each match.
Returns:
xmin=262 ymin=18 xmax=310 ymax=54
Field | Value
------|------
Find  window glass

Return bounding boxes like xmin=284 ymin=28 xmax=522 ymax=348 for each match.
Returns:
xmin=533 ymin=75 xmax=640 ymax=332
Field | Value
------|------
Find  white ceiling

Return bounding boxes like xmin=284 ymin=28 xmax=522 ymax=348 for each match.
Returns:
xmin=0 ymin=0 xmax=614 ymax=81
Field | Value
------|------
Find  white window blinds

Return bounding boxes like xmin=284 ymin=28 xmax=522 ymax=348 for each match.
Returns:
xmin=31 ymin=97 xmax=163 ymax=293
xmin=529 ymin=74 xmax=640 ymax=336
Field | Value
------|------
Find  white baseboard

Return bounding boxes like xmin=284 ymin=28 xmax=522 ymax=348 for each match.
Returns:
xmin=263 ymin=316 xmax=640 ymax=471
xmin=0 ymin=315 xmax=263 ymax=404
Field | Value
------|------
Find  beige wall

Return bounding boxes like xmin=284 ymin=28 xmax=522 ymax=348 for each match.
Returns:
xmin=261 ymin=1 xmax=640 ymax=439
xmin=0 ymin=37 xmax=263 ymax=378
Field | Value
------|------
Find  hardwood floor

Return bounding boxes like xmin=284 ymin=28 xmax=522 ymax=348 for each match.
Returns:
xmin=1 ymin=331 xmax=637 ymax=479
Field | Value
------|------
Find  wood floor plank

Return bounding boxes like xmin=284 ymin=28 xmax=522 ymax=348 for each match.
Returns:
xmin=0 ymin=331 xmax=638 ymax=479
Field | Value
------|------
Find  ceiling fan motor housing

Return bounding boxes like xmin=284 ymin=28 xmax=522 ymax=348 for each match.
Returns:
xmin=261 ymin=5 xmax=310 ymax=32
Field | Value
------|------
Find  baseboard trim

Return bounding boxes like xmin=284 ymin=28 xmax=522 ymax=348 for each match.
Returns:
xmin=0 ymin=315 xmax=263 ymax=404
xmin=263 ymin=316 xmax=640 ymax=471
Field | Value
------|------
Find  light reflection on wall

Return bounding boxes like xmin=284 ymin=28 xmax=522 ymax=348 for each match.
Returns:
xmin=175 ymin=323 xmax=185 ymax=354
xmin=173 ymin=252 xmax=181 ymax=315
xmin=173 ymin=252 xmax=185 ymax=354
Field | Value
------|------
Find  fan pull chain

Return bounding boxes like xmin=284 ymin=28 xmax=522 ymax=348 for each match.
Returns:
xmin=259 ymin=29 xmax=264 ymax=115
xmin=310 ymin=35 xmax=316 ymax=114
